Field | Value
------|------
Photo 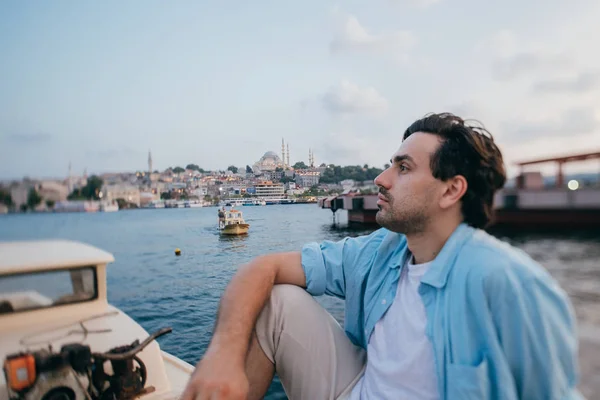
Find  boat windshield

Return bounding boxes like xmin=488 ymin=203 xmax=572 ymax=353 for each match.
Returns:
xmin=0 ymin=266 xmax=97 ymax=315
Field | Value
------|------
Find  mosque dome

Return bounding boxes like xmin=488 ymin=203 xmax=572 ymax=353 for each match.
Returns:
xmin=253 ymin=150 xmax=283 ymax=172
xmin=263 ymin=151 xmax=279 ymax=158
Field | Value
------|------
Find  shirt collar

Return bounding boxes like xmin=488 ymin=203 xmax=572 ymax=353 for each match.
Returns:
xmin=389 ymin=223 xmax=476 ymax=289
xmin=421 ymin=223 xmax=475 ymax=288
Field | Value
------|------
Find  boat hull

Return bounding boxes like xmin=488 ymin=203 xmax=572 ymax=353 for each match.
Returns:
xmin=159 ymin=351 xmax=194 ymax=399
xmin=220 ymin=224 xmax=249 ymax=235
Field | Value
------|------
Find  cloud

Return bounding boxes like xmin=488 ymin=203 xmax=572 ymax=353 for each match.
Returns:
xmin=532 ymin=72 xmax=600 ymax=94
xmin=474 ymin=30 xmax=518 ymax=58
xmin=329 ymin=11 xmax=416 ymax=61
xmin=444 ymin=101 xmax=487 ymax=120
xmin=477 ymin=30 xmax=573 ymax=81
xmin=492 ymin=52 xmax=571 ymax=81
xmin=4 ymin=132 xmax=52 ymax=143
xmin=321 ymin=80 xmax=389 ymax=115
xmin=501 ymin=107 xmax=599 ymax=142
xmin=320 ymin=130 xmax=382 ymax=166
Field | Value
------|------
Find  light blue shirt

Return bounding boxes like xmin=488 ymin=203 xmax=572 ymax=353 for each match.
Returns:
xmin=301 ymin=223 xmax=584 ymax=400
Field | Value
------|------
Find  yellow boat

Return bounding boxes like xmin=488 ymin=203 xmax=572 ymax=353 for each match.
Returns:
xmin=219 ymin=208 xmax=250 ymax=235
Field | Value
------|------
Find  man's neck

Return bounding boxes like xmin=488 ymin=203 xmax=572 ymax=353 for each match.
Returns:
xmin=406 ymin=222 xmax=461 ymax=264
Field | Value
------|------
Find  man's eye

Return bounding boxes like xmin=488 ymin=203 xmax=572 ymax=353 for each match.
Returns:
xmin=399 ymin=164 xmax=408 ymax=172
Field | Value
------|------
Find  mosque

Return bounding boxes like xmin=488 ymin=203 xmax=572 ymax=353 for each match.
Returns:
xmin=252 ymin=139 xmax=316 ymax=174
xmin=253 ymin=151 xmax=285 ymax=173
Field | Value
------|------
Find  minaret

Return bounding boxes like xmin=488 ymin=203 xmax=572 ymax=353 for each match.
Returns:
xmin=286 ymin=144 xmax=290 ymax=169
xmin=67 ymin=162 xmax=73 ymax=193
xmin=281 ymin=138 xmax=286 ymax=168
xmin=148 ymin=150 xmax=153 ymax=174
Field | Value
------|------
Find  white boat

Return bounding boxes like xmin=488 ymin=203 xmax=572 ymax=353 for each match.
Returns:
xmin=0 ymin=240 xmax=194 ymax=400
xmin=243 ymin=199 xmax=266 ymax=206
xmin=218 ymin=208 xmax=250 ymax=235
xmin=53 ymin=201 xmax=101 ymax=213
xmin=184 ymin=200 xmax=203 ymax=208
xmin=84 ymin=201 xmax=100 ymax=213
xmin=99 ymin=201 xmax=119 ymax=212
xmin=147 ymin=200 xmax=166 ymax=209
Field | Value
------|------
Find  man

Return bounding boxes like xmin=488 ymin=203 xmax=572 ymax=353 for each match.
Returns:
xmin=218 ymin=206 xmax=226 ymax=228
xmin=182 ymin=113 xmax=583 ymax=399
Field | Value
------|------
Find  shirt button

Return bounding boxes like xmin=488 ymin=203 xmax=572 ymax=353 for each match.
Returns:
xmin=382 ymin=299 xmax=387 ymax=305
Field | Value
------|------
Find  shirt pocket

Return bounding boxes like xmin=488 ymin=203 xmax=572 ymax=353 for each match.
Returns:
xmin=446 ymin=357 xmax=490 ymax=400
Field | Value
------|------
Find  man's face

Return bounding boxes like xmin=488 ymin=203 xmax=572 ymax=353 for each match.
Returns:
xmin=374 ymin=132 xmax=444 ymax=235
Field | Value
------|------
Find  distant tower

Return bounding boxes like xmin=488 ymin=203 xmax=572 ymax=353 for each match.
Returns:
xmin=281 ymin=138 xmax=286 ymax=168
xmin=309 ymin=148 xmax=315 ymax=168
xmin=286 ymin=144 xmax=290 ymax=169
xmin=67 ymin=162 xmax=73 ymax=193
xmin=148 ymin=150 xmax=153 ymax=174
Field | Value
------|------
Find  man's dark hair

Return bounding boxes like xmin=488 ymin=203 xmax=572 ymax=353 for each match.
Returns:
xmin=403 ymin=112 xmax=506 ymax=229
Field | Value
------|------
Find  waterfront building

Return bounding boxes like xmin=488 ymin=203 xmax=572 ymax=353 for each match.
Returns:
xmin=295 ymin=171 xmax=321 ymax=187
xmin=101 ymin=184 xmax=141 ymax=207
xmin=253 ymin=181 xmax=285 ymax=198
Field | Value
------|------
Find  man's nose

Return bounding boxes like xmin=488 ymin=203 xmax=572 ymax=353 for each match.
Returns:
xmin=374 ymin=168 xmax=389 ymax=189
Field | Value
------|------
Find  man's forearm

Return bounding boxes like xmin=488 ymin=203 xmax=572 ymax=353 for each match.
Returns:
xmin=205 ymin=255 xmax=278 ymax=366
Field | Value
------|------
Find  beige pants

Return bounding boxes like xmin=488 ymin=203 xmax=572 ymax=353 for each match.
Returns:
xmin=255 ymin=284 xmax=367 ymax=400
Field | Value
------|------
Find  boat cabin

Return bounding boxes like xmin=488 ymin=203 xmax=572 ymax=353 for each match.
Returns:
xmin=0 ymin=240 xmax=193 ymax=400
xmin=225 ymin=209 xmax=244 ymax=223
xmin=0 ymin=240 xmax=113 ymax=320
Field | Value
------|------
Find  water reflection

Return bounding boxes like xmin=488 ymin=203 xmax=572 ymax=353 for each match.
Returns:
xmin=217 ymin=233 xmax=249 ymax=252
xmin=218 ymin=233 xmax=249 ymax=243
xmin=320 ymin=222 xmax=376 ymax=240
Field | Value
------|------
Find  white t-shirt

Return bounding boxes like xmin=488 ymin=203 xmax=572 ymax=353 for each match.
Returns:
xmin=348 ymin=255 xmax=439 ymax=399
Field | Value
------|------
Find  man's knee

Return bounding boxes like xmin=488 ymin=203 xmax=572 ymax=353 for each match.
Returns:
xmin=257 ymin=284 xmax=312 ymax=322
xmin=271 ymin=284 xmax=312 ymax=304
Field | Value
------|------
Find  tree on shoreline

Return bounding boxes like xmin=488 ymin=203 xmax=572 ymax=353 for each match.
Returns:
xmin=27 ymin=188 xmax=42 ymax=210
xmin=186 ymin=164 xmax=204 ymax=172
xmin=0 ymin=187 xmax=13 ymax=209
xmin=68 ymin=175 xmax=104 ymax=200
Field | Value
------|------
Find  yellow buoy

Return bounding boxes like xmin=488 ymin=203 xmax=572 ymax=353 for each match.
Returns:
xmin=175 ymin=248 xmax=181 ymax=256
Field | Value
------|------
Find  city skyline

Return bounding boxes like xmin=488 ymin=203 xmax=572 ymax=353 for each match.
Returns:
xmin=2 ymin=141 xmax=599 ymax=183
xmin=1 ymin=1 xmax=600 ymax=180
xmin=7 ymin=144 xmax=349 ymax=182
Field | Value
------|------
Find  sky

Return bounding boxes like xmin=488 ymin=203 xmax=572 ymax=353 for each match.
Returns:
xmin=1 ymin=0 xmax=599 ymax=180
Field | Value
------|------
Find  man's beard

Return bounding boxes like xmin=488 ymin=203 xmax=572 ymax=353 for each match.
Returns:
xmin=376 ymin=189 xmax=429 ymax=235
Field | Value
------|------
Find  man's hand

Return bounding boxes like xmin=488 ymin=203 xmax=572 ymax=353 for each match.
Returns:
xmin=181 ymin=349 xmax=249 ymax=400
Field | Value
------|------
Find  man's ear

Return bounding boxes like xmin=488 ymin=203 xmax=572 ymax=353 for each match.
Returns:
xmin=439 ymin=175 xmax=467 ymax=209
